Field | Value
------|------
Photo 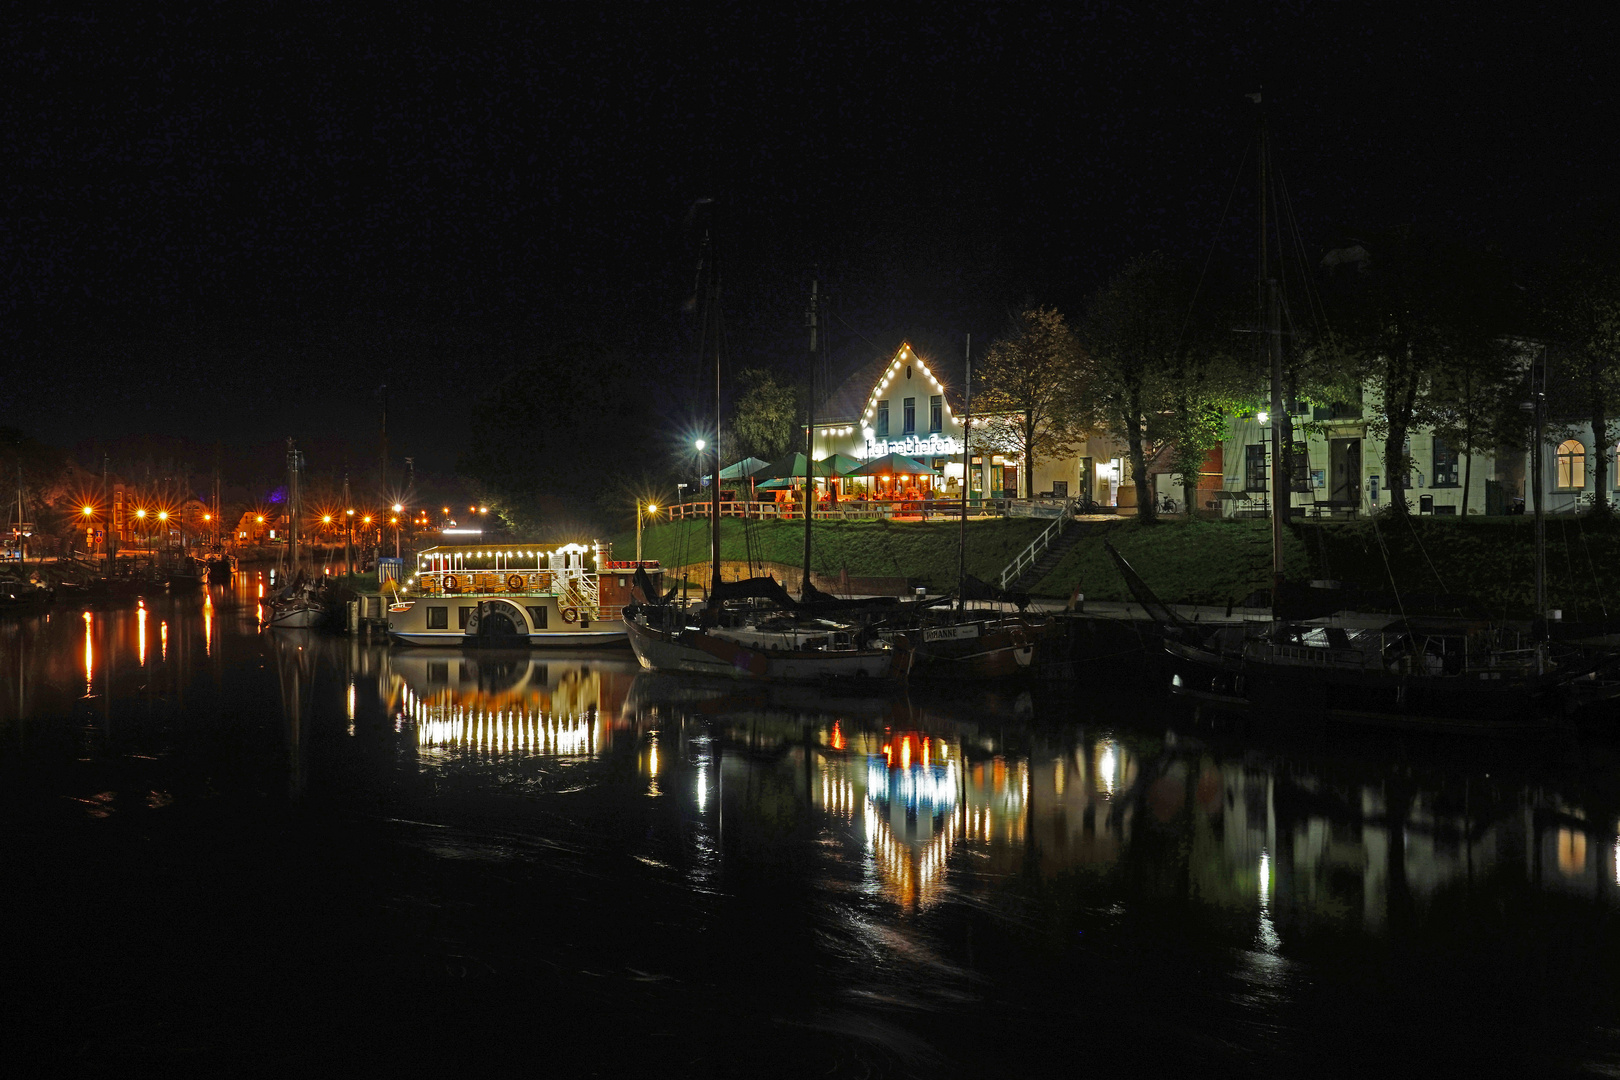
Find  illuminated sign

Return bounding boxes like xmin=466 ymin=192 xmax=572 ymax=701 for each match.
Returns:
xmin=861 ymin=433 xmax=962 ymax=460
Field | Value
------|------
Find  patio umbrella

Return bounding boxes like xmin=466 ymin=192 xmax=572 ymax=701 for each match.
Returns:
xmin=752 ymin=452 xmax=837 ymax=482
xmin=718 ymin=456 xmax=770 ymax=480
xmin=847 ymin=452 xmax=939 ymax=477
xmin=816 ymin=453 xmax=863 ymax=476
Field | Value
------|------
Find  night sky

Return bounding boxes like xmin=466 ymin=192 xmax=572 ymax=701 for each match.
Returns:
xmin=4 ymin=3 xmax=1615 ymax=482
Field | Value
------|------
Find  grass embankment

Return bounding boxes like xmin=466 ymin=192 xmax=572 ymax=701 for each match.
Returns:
xmin=1050 ymin=515 xmax=1620 ymax=619
xmin=621 ymin=517 xmax=1050 ymax=592
xmin=622 ymin=514 xmax=1620 ymax=619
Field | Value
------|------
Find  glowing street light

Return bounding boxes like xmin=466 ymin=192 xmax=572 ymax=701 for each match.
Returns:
xmin=637 ymin=502 xmax=659 ymax=565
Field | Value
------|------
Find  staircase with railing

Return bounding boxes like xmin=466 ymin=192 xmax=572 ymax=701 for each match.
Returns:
xmin=998 ymin=499 xmax=1084 ymax=592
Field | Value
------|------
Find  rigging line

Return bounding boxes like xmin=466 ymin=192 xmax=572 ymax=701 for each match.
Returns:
xmin=1575 ymin=513 xmax=1608 ymax=620
xmin=1175 ymin=136 xmax=1253 ymax=354
xmin=1369 ymin=512 xmax=1410 ymax=627
xmin=1399 ymin=509 xmax=1447 ymax=596
xmin=1276 ymin=162 xmax=1330 ymax=336
xmin=1560 ymin=516 xmax=1579 ymax=617
xmin=830 ymin=308 xmax=888 ymax=360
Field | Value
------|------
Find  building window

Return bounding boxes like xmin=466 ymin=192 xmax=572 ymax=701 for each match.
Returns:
xmin=1052 ymin=480 xmax=1068 ymax=498
xmin=876 ymin=400 xmax=889 ymax=437
xmin=1245 ymin=444 xmax=1268 ymax=492
xmin=1433 ymin=437 xmax=1459 ymax=487
xmin=427 ymin=606 xmax=448 ymax=629
xmin=1556 ymin=439 xmax=1586 ymax=490
xmin=1290 ymin=442 xmax=1311 ymax=492
xmin=903 ymin=397 xmax=916 ymax=434
xmin=929 ymin=395 xmax=942 ymax=432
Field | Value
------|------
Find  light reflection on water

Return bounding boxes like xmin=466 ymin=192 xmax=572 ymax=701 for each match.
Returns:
xmin=8 ymin=577 xmax=1620 ymax=1071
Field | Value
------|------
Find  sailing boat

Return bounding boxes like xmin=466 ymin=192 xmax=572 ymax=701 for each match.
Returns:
xmin=624 ymin=249 xmax=908 ymax=682
xmin=1123 ymin=97 xmax=1611 ymax=730
xmin=267 ymin=440 xmax=335 ymax=630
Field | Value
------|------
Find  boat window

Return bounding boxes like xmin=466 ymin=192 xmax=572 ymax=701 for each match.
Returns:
xmin=1325 ymin=627 xmax=1352 ymax=649
xmin=458 ymin=606 xmax=473 ymax=629
xmin=526 ymin=606 xmax=547 ymax=629
xmin=426 ymin=606 xmax=448 ymax=629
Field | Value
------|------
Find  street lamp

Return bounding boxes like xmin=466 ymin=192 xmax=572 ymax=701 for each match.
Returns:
xmin=637 ymin=503 xmax=659 ymax=565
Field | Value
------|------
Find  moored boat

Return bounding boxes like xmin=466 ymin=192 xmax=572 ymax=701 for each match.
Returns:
xmin=386 ymin=543 xmax=657 ymax=647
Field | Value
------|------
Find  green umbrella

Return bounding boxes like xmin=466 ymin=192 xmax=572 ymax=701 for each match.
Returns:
xmin=816 ymin=453 xmax=863 ymax=476
xmin=847 ymin=452 xmax=939 ymax=477
xmin=752 ymin=452 xmax=837 ymax=482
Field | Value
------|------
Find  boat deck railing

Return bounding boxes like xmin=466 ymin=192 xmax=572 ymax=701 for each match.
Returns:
xmin=663 ymin=498 xmax=1042 ymax=522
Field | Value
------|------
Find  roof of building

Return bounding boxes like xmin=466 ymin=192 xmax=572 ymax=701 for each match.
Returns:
xmin=816 ymin=343 xmax=968 ymax=424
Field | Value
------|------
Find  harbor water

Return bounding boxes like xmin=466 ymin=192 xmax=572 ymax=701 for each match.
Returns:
xmin=5 ymin=570 xmax=1620 ymax=1074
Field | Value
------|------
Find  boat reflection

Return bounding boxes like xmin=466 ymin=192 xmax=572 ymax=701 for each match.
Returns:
xmin=385 ymin=650 xmax=638 ymax=758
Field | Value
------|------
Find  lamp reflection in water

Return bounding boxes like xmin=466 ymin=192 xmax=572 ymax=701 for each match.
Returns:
xmin=696 ymin=763 xmax=707 ymax=812
xmin=647 ymin=731 xmax=660 ymax=797
xmin=137 ymin=600 xmax=147 ymax=666
xmin=160 ymin=620 xmax=167 ymax=662
xmin=1257 ymin=850 xmax=1282 ymax=956
xmin=82 ymin=612 xmax=93 ymax=694
xmin=203 ymin=591 xmax=213 ymax=656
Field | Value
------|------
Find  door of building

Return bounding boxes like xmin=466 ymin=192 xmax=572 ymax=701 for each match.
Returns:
xmin=1330 ymin=438 xmax=1362 ymax=505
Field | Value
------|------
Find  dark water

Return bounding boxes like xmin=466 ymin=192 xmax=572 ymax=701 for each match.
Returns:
xmin=6 ymin=572 xmax=1620 ymax=1075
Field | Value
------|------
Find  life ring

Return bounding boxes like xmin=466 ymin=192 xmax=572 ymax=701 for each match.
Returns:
xmin=561 ymin=606 xmax=579 ymax=624
xmin=444 ymin=574 xmax=459 ymax=592
xmin=507 ymin=574 xmax=524 ymax=591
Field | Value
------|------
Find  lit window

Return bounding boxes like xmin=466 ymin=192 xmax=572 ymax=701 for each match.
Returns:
xmin=1245 ymin=444 xmax=1268 ymax=492
xmin=1556 ymin=439 xmax=1586 ymax=490
xmin=1432 ymin=437 xmax=1459 ymax=487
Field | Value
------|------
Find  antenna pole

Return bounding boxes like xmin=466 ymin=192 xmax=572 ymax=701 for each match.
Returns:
xmin=802 ymin=277 xmax=818 ymax=599
xmin=957 ymin=334 xmax=972 ymax=615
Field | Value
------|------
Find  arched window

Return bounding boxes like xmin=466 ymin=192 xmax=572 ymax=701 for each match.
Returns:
xmin=1556 ymin=439 xmax=1587 ymax=490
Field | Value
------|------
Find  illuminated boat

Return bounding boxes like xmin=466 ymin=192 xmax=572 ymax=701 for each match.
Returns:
xmin=386 ymin=542 xmax=658 ymax=648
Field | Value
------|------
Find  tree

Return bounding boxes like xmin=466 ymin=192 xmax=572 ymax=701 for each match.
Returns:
xmin=1076 ymin=255 xmax=1195 ymax=522
xmin=975 ymin=306 xmax=1084 ymax=499
xmin=1542 ymin=259 xmax=1620 ymax=515
xmin=1310 ymin=230 xmax=1511 ymax=515
xmin=729 ymin=368 xmax=798 ymax=462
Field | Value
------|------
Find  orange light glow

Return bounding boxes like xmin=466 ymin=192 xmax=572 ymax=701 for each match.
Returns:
xmin=136 ymin=509 xmax=147 ymax=519
xmin=322 ymin=515 xmax=332 ymax=524
xmin=362 ymin=516 xmax=371 ymax=524
xmin=82 ymin=505 xmax=94 ymax=516
xmin=83 ymin=612 xmax=93 ymax=690
xmin=137 ymin=600 xmax=147 ymax=666
xmin=830 ymin=721 xmax=845 ymax=751
xmin=157 ymin=511 xmax=168 ymax=522
xmin=900 ymin=736 xmax=911 ymax=770
xmin=203 ymin=513 xmax=211 ymax=521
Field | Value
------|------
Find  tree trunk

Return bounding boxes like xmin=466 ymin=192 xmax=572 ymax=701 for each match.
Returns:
xmin=1125 ymin=394 xmax=1156 ymax=522
xmin=1385 ymin=422 xmax=1408 ymax=514
xmin=1591 ymin=395 xmax=1609 ymax=516
xmin=1024 ymin=414 xmax=1036 ymax=500
xmin=1461 ymin=419 xmax=1473 ymax=516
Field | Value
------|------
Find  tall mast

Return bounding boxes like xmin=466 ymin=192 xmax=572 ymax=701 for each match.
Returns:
xmin=957 ymin=334 xmax=973 ymax=614
xmin=1533 ymin=344 xmax=1547 ymax=625
xmin=287 ymin=438 xmax=301 ymax=573
xmin=801 ymin=277 xmax=818 ymax=599
xmin=1257 ymin=95 xmax=1288 ymax=612
xmin=707 ymin=233 xmax=723 ymax=618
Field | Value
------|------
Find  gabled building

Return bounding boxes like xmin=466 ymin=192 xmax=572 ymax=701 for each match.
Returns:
xmin=813 ymin=342 xmax=1128 ymax=504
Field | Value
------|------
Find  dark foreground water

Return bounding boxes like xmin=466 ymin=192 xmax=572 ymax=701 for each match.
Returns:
xmin=7 ymin=573 xmax=1620 ymax=1075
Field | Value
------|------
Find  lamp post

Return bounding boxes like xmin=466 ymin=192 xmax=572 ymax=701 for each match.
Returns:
xmin=637 ymin=503 xmax=658 ymax=565
xmin=392 ymin=504 xmax=403 ymax=559
xmin=157 ymin=510 xmax=170 ymax=563
xmin=345 ymin=508 xmax=355 ymax=585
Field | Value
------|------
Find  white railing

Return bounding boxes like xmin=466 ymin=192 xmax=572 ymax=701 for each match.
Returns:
xmin=664 ymin=498 xmax=1001 ymax=522
xmin=998 ymin=499 xmax=1078 ymax=591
